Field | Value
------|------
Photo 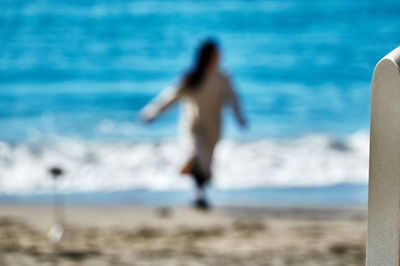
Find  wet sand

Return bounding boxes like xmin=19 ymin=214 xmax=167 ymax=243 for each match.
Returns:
xmin=0 ymin=204 xmax=366 ymax=265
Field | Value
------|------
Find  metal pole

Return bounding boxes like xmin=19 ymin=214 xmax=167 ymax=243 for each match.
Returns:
xmin=48 ymin=167 xmax=65 ymax=244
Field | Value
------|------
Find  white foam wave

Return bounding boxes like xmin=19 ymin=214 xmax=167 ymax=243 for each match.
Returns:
xmin=0 ymin=132 xmax=369 ymax=194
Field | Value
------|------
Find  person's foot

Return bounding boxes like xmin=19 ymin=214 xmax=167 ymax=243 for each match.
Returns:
xmin=193 ymin=198 xmax=211 ymax=211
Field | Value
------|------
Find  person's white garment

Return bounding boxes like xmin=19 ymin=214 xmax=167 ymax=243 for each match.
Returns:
xmin=142 ymin=71 xmax=244 ymax=177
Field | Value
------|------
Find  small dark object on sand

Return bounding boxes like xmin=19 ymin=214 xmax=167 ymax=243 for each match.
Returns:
xmin=57 ymin=250 xmax=101 ymax=261
xmin=329 ymin=243 xmax=349 ymax=255
xmin=158 ymin=207 xmax=172 ymax=218
xmin=49 ymin=167 xmax=64 ymax=179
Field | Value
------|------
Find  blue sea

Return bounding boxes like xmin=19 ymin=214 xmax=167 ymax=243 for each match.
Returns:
xmin=1 ymin=0 xmax=399 ymax=204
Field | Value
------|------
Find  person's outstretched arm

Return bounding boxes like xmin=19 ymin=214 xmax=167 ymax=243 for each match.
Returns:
xmin=140 ymin=86 xmax=181 ymax=123
xmin=226 ymin=78 xmax=247 ymax=128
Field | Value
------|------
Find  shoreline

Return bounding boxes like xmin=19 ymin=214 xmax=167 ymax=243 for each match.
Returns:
xmin=0 ymin=183 xmax=368 ymax=207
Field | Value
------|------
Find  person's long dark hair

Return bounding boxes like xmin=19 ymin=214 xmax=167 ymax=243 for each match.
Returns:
xmin=181 ymin=40 xmax=218 ymax=92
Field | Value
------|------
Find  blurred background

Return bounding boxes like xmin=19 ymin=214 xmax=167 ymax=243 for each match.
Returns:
xmin=2 ymin=0 xmax=396 ymax=200
xmin=0 ymin=0 xmax=399 ymax=265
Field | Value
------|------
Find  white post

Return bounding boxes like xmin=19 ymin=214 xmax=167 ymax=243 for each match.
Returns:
xmin=367 ymin=46 xmax=400 ymax=266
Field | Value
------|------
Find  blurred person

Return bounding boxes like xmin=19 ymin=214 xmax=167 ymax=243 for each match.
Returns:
xmin=141 ymin=39 xmax=246 ymax=210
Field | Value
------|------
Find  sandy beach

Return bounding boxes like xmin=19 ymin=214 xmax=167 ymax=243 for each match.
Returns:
xmin=0 ymin=203 xmax=366 ymax=265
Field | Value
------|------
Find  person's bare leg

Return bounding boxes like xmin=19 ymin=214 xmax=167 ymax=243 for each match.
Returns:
xmin=181 ymin=158 xmax=210 ymax=210
xmin=196 ymin=186 xmax=205 ymax=201
xmin=191 ymin=165 xmax=210 ymax=210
